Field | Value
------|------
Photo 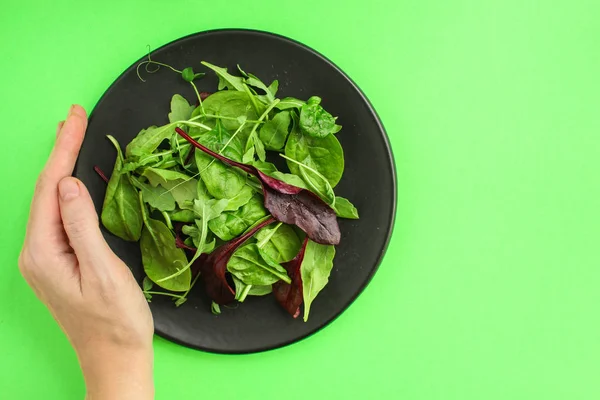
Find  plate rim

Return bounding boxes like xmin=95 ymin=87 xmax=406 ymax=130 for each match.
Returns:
xmin=81 ymin=28 xmax=398 ymax=354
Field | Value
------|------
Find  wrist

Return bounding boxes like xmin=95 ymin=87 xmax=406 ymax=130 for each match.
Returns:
xmin=78 ymin=342 xmax=154 ymax=400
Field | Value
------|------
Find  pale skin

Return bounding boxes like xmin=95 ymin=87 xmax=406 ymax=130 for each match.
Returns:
xmin=18 ymin=105 xmax=155 ymax=399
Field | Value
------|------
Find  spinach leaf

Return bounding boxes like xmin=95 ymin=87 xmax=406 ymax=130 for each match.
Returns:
xmin=281 ymin=154 xmax=336 ymax=206
xmin=255 ymin=223 xmax=302 ymax=263
xmin=223 ymin=185 xmax=254 ymax=212
xmin=208 ymin=195 xmax=268 ymax=241
xmin=125 ymin=124 xmax=175 ymax=159
xmin=332 ymin=196 xmax=359 ymax=219
xmin=168 ymin=94 xmax=194 ymax=123
xmin=285 ymin=123 xmax=344 ymax=187
xmin=275 ymin=97 xmax=306 ymax=110
xmin=169 ymin=209 xmax=196 ymax=223
xmin=227 ymin=243 xmax=291 ymax=286
xmin=197 ymin=91 xmax=259 ymax=139
xmin=201 ymin=61 xmax=246 ymax=91
xmin=101 ymin=135 xmax=143 ymax=241
xmin=301 ymin=240 xmax=335 ymax=321
xmin=299 ymin=96 xmax=342 ymax=138
xmin=131 ymin=176 xmax=176 ymax=211
xmin=196 ymin=119 xmax=244 ymax=162
xmin=259 ymin=111 xmax=291 ymax=151
xmin=196 ymin=153 xmax=246 ymax=200
xmin=233 ymin=277 xmax=272 ymax=302
xmin=140 ymin=209 xmax=190 ymax=292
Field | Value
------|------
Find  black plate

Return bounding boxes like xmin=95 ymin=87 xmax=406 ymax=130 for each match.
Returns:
xmin=74 ymin=29 xmax=396 ymax=354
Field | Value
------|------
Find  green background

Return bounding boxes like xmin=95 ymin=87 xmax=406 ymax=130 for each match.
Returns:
xmin=1 ymin=0 xmax=599 ymax=398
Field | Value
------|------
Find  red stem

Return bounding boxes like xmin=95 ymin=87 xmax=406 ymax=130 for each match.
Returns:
xmin=175 ymin=127 xmax=255 ymax=175
xmin=93 ymin=166 xmax=109 ymax=183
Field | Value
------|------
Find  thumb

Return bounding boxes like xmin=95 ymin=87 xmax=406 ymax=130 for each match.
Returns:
xmin=58 ymin=177 xmax=112 ymax=266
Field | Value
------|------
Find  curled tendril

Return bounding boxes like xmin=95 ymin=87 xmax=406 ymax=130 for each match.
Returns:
xmin=136 ymin=45 xmax=182 ymax=82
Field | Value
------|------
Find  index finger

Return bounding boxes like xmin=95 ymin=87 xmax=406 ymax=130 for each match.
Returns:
xmin=28 ymin=105 xmax=88 ymax=233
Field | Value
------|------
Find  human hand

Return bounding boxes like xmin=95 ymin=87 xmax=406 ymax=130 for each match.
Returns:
xmin=19 ymin=105 xmax=154 ymax=400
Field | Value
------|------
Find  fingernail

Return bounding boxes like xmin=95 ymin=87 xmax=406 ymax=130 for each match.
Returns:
xmin=56 ymin=120 xmax=65 ymax=138
xmin=58 ymin=178 xmax=80 ymax=201
xmin=68 ymin=104 xmax=76 ymax=117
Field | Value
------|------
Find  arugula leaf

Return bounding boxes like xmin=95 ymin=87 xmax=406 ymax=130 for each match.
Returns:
xmin=168 ymin=94 xmax=194 ymax=123
xmin=285 ymin=121 xmax=345 ymax=187
xmin=131 ymin=176 xmax=176 ymax=211
xmin=140 ymin=211 xmax=191 ymax=292
xmin=301 ymin=240 xmax=335 ymax=321
xmin=299 ymin=96 xmax=342 ymax=138
xmin=275 ymin=97 xmax=306 ymax=110
xmin=125 ymin=124 xmax=175 ymax=159
xmin=201 ymin=61 xmax=246 ymax=91
xmin=141 ymin=168 xmax=198 ymax=208
xmin=227 ymin=243 xmax=291 ymax=286
xmin=101 ymin=136 xmax=143 ymax=241
xmin=259 ymin=110 xmax=291 ymax=151
xmin=332 ymin=196 xmax=359 ymax=219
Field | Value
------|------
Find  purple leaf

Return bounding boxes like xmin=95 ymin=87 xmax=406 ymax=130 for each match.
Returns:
xmin=273 ymin=237 xmax=309 ymax=318
xmin=175 ymin=128 xmax=340 ymax=245
xmin=194 ymin=216 xmax=276 ymax=304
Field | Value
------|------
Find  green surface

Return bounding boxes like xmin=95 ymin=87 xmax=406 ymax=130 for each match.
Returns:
xmin=1 ymin=0 xmax=599 ymax=399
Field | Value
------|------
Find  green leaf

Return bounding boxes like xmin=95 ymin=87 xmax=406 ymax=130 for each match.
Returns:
xmin=227 ymin=243 xmax=291 ymax=286
xmin=208 ymin=195 xmax=267 ymax=240
xmin=125 ymin=124 xmax=174 ymax=159
xmin=211 ymin=301 xmax=221 ymax=315
xmin=199 ymin=91 xmax=260 ymax=137
xmin=196 ymin=154 xmax=246 ymax=201
xmin=131 ymin=176 xmax=176 ymax=211
xmin=275 ymin=97 xmax=306 ymax=110
xmin=168 ymin=94 xmax=194 ymax=123
xmin=101 ymin=136 xmax=143 ymax=241
xmin=255 ymin=223 xmax=302 ymax=263
xmin=141 ymin=168 xmax=198 ymax=208
xmin=161 ymin=196 xmax=228 ymax=284
xmin=252 ymin=161 xmax=308 ymax=189
xmin=140 ymin=216 xmax=190 ymax=292
xmin=201 ymin=61 xmax=246 ymax=91
xmin=195 ymin=119 xmax=244 ymax=162
xmin=223 ymin=185 xmax=254 ymax=212
xmin=233 ymin=277 xmax=272 ymax=302
xmin=285 ymin=121 xmax=344 ymax=187
xmin=142 ymin=276 xmax=153 ymax=291
xmin=301 ymin=240 xmax=336 ymax=322
xmin=299 ymin=96 xmax=341 ymax=138
xmin=259 ymin=111 xmax=291 ymax=151
xmin=332 ymin=196 xmax=359 ymax=219
xmin=169 ymin=209 xmax=196 ymax=223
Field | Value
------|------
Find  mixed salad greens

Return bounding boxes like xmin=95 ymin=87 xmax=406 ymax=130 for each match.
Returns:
xmin=97 ymin=58 xmax=359 ymax=321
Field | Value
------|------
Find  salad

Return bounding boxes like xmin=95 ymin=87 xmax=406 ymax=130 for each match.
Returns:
xmin=96 ymin=59 xmax=359 ymax=321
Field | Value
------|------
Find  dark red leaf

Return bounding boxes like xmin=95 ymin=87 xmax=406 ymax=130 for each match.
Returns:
xmin=273 ymin=237 xmax=309 ymax=318
xmin=175 ymin=127 xmax=340 ymax=245
xmin=196 ymin=216 xmax=276 ymax=304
